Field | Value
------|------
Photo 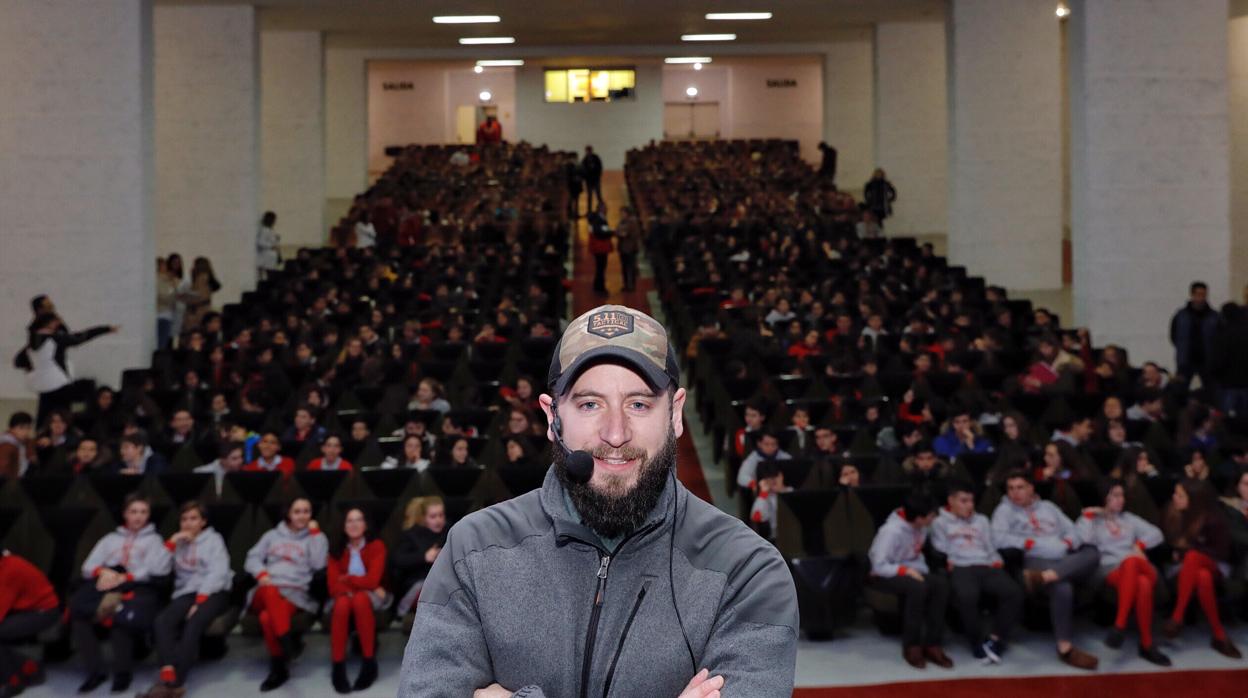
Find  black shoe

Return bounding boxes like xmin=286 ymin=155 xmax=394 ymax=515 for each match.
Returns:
xmin=353 ymin=657 xmax=378 ymax=692
xmin=1105 ymin=627 xmax=1125 ymax=649
xmin=331 ymin=662 xmax=350 ymax=694
xmin=110 ymin=672 xmax=131 ymax=693
xmin=1139 ymin=645 xmax=1172 ymax=667
xmin=985 ymin=638 xmax=1007 ymax=661
xmin=78 ymin=673 xmax=107 ymax=693
xmin=971 ymin=641 xmax=987 ymax=660
xmin=259 ymin=658 xmax=289 ymax=692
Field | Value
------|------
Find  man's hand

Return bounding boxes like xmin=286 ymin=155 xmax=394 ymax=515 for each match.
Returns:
xmin=96 ymin=570 xmax=123 ymax=591
xmin=472 ymin=684 xmax=513 ymax=698
xmin=186 ymin=603 xmax=198 ymax=620
xmin=425 ymin=545 xmax=441 ymax=564
xmin=678 ymin=668 xmax=724 ymax=698
xmin=1040 ymin=570 xmax=1059 ymax=584
xmin=905 ymin=568 xmax=925 ymax=582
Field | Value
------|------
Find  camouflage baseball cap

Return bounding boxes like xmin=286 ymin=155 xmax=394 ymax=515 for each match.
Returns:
xmin=548 ymin=305 xmax=680 ymax=396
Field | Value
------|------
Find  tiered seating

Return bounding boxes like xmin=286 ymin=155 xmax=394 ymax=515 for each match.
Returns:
xmin=0 ymin=142 xmax=575 ymax=646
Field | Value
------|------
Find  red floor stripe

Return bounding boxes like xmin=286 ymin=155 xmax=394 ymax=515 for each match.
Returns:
xmin=569 ymin=172 xmax=712 ymax=503
xmin=792 ymin=668 xmax=1248 ymax=697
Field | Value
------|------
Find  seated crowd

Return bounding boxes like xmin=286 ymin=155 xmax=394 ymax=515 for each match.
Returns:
xmin=627 ymin=139 xmax=1248 ymax=671
xmin=0 ymin=142 xmax=572 ymax=696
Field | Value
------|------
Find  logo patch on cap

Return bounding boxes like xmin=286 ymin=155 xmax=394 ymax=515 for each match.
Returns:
xmin=587 ymin=310 xmax=635 ymax=339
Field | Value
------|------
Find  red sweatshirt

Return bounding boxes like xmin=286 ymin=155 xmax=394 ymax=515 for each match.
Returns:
xmin=0 ymin=553 xmax=58 ymax=621
xmin=327 ymin=539 xmax=387 ymax=596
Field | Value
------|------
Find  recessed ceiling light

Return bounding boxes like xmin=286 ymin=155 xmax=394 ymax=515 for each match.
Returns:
xmin=473 ymin=65 xmax=484 ymax=73
xmin=433 ymin=16 xmax=500 ymax=24
xmin=681 ymin=34 xmax=736 ymax=41
xmin=476 ymin=59 xmax=525 ymax=67
xmin=459 ymin=37 xmax=515 ymax=45
xmin=686 ymin=86 xmax=699 ymax=98
xmin=706 ymin=12 xmax=772 ymax=20
xmin=479 ymin=90 xmax=493 ymax=102
xmin=694 ymin=63 xmax=703 ymax=70
xmin=665 ymin=57 xmax=712 ymax=64
xmin=1055 ymin=4 xmax=1070 ymax=18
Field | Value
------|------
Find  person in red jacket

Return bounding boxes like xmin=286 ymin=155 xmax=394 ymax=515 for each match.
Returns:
xmin=0 ymin=551 xmax=59 ymax=695
xmin=307 ymin=435 xmax=353 ymax=472
xmin=327 ymin=507 xmax=387 ymax=693
xmin=244 ymin=432 xmax=296 ymax=475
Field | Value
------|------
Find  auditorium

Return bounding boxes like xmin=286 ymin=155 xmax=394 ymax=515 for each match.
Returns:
xmin=2 ymin=1 xmax=1248 ymax=696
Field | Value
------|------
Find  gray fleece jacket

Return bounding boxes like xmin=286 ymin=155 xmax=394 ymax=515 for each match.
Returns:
xmin=82 ymin=523 xmax=172 ymax=582
xmin=170 ymin=527 xmax=233 ymax=600
xmin=991 ymin=497 xmax=1080 ymax=560
xmin=399 ymin=467 xmax=798 ymax=698
xmin=868 ymin=510 xmax=929 ymax=577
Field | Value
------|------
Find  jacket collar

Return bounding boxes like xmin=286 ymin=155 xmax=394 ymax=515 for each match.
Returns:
xmin=537 ymin=463 xmax=679 ymax=553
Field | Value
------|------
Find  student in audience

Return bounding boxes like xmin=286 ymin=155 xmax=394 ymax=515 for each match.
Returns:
xmin=441 ymin=436 xmax=478 ymax=469
xmin=71 ymin=493 xmax=172 ymax=693
xmin=281 ymin=406 xmax=327 ymax=448
xmin=245 ymin=431 xmax=296 ymax=475
xmin=141 ymin=501 xmax=232 ymax=697
xmin=749 ymin=460 xmax=792 ymax=541
xmin=931 ymin=481 xmax=1022 ymax=664
xmin=1076 ymin=479 xmax=1169 ymax=665
xmin=0 ymin=412 xmax=34 ymax=480
xmin=392 ymin=496 xmax=446 ymax=618
xmin=736 ymin=431 xmax=792 ymax=493
xmin=1170 ymin=281 xmax=1217 ymax=389
xmin=256 ymin=211 xmax=280 ymax=281
xmin=868 ymin=488 xmax=952 ymax=670
xmin=880 ymin=442 xmax=970 ymax=495
xmin=863 ymin=168 xmax=897 ymax=227
xmin=783 ymin=407 xmax=815 ymax=454
xmin=114 ymin=432 xmax=169 ymax=476
xmin=307 ymin=434 xmax=354 ymax=471
xmin=193 ymin=442 xmax=246 ymax=496
xmin=991 ymin=470 xmax=1099 ymax=670
xmin=327 ymin=507 xmax=387 ymax=693
xmin=26 ymin=312 xmax=117 ymax=426
xmin=932 ymin=408 xmax=993 ymax=460
xmin=245 ymin=497 xmax=328 ymax=691
xmin=731 ymin=402 xmax=767 ymax=460
xmin=408 ymin=378 xmax=451 ymax=414
xmin=61 ymin=436 xmax=107 ymax=476
xmin=0 ymin=550 xmax=59 ymax=695
xmin=1161 ymin=479 xmax=1241 ymax=658
xmin=1223 ymin=469 xmax=1248 ymax=572
xmin=34 ymin=408 xmax=80 ymax=469
xmin=380 ymin=434 xmax=431 ymax=472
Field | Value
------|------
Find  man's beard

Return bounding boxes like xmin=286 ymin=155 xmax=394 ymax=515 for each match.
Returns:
xmin=554 ymin=428 xmax=678 ymax=540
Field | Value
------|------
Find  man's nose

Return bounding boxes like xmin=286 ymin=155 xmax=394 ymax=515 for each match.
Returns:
xmin=598 ymin=408 xmax=631 ymax=448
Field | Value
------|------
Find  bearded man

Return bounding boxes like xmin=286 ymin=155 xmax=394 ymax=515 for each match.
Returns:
xmin=400 ymin=305 xmax=797 ymax=698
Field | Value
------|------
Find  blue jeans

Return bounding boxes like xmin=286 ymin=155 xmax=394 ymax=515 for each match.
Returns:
xmin=157 ymin=317 xmax=172 ymax=350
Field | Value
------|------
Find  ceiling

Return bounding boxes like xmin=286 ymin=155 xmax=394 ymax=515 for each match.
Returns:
xmin=157 ymin=0 xmax=947 ymax=49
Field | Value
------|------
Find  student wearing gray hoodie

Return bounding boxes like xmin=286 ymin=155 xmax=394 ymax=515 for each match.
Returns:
xmin=991 ymin=470 xmax=1100 ymax=670
xmin=867 ymin=489 xmax=953 ymax=670
xmin=140 ymin=501 xmax=234 ymax=697
xmin=70 ymin=493 xmax=173 ymax=694
xmin=1075 ymin=479 xmax=1169 ymax=667
xmin=245 ymin=497 xmax=328 ymax=692
xmin=930 ymin=481 xmax=1022 ymax=664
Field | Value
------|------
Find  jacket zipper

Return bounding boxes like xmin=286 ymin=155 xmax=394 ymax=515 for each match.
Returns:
xmin=601 ymin=582 xmax=649 ymax=698
xmin=579 ymin=554 xmax=612 ymax=698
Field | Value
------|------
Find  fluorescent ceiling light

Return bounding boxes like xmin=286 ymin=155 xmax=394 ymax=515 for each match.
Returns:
xmin=433 ymin=15 xmax=500 ymax=24
xmin=476 ymin=59 xmax=525 ymax=67
xmin=706 ymin=12 xmax=772 ymax=20
xmin=459 ymin=37 xmax=515 ymax=45
xmin=665 ymin=56 xmax=712 ymax=64
xmin=681 ymin=33 xmax=736 ymax=41
xmin=479 ymin=90 xmax=493 ymax=101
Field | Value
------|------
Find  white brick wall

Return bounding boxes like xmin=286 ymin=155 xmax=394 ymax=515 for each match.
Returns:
xmin=948 ymin=0 xmax=1062 ymax=290
xmin=1230 ymin=16 xmax=1248 ymax=299
xmin=261 ymin=31 xmax=325 ymax=250
xmin=824 ymin=37 xmax=875 ymax=193
xmin=875 ymin=22 xmax=948 ymax=235
xmin=155 ymin=4 xmax=258 ymax=306
xmin=1070 ymin=0 xmax=1230 ymax=369
xmin=0 ymin=0 xmax=154 ymax=400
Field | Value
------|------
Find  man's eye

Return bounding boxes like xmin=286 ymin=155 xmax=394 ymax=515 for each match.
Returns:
xmin=579 ymin=402 xmax=598 ymax=411
xmin=630 ymin=402 xmax=651 ymax=411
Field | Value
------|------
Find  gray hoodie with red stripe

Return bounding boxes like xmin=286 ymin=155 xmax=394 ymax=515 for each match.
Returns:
xmin=169 ymin=527 xmax=233 ymax=601
xmin=991 ymin=497 xmax=1080 ymax=560
xmin=81 ymin=523 xmax=172 ymax=582
xmin=244 ymin=521 xmax=328 ymax=613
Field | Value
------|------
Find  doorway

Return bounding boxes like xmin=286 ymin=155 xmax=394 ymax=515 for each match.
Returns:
xmin=663 ymin=102 xmax=720 ymax=140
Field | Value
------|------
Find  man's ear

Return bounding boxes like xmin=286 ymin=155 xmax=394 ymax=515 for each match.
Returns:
xmin=538 ymin=393 xmax=556 ymax=441
xmin=671 ymin=387 xmax=687 ymax=438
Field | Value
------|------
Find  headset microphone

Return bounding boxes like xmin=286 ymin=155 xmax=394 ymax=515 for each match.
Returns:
xmin=552 ymin=413 xmax=595 ymax=485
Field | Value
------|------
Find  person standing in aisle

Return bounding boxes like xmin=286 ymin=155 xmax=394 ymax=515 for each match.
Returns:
xmin=616 ymin=206 xmax=641 ymax=292
xmin=581 ymin=145 xmax=604 ymax=213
